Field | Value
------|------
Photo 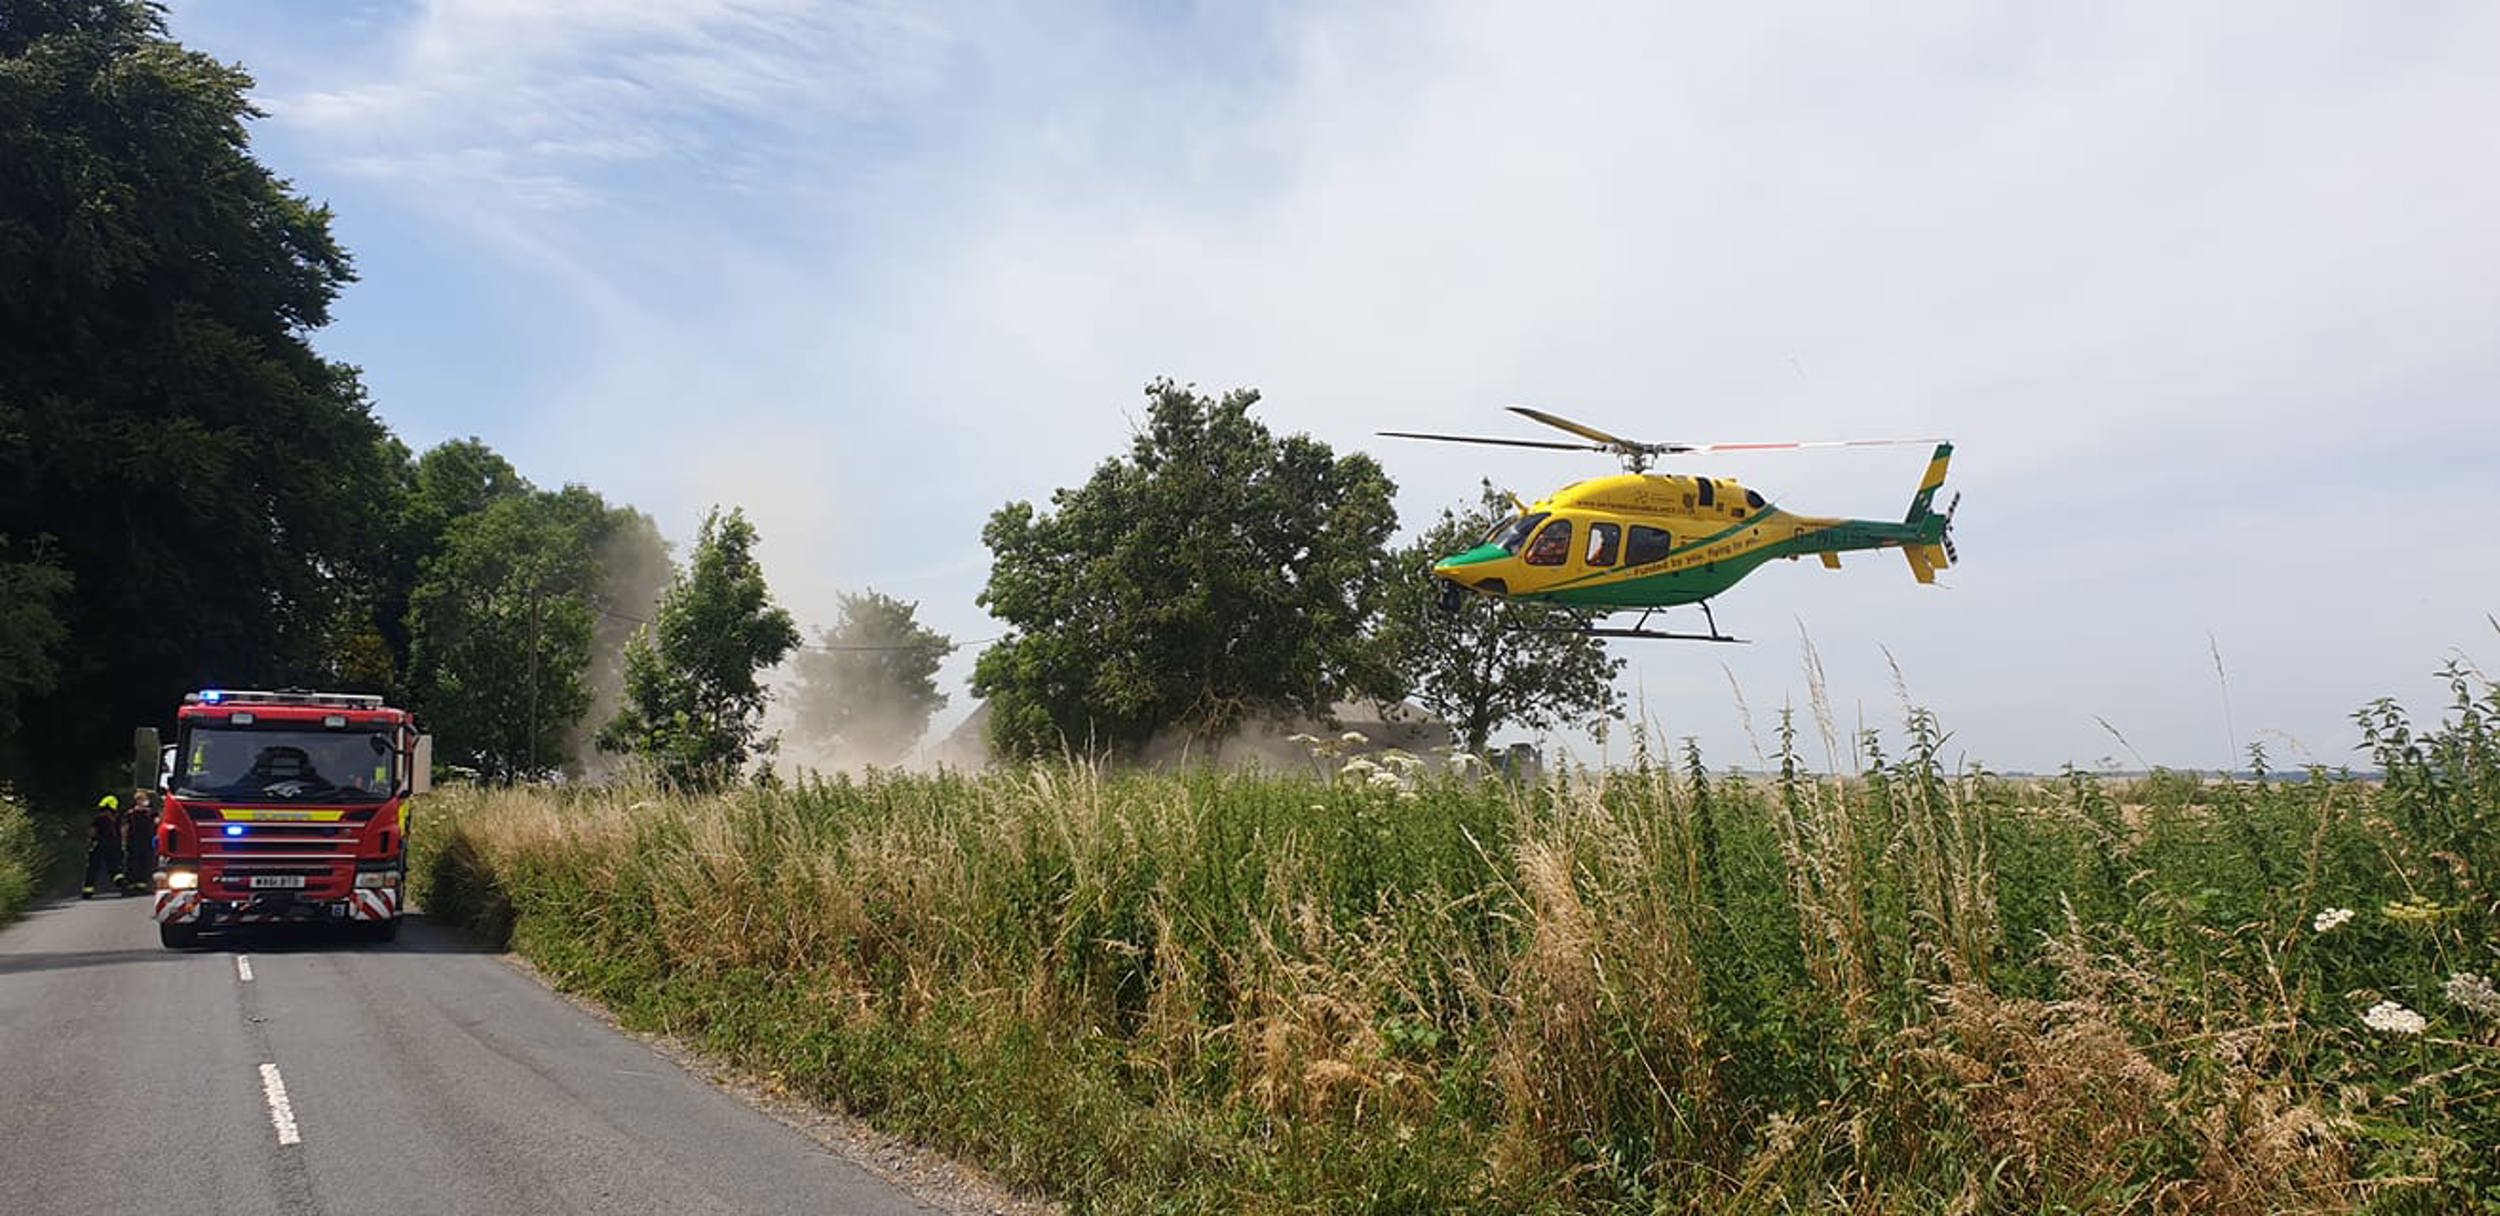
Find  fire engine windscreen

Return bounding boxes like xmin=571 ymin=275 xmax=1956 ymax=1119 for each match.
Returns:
xmin=175 ymin=726 xmax=395 ymax=803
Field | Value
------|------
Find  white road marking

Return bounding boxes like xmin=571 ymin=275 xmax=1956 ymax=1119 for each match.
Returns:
xmin=235 ymin=955 xmax=254 ymax=982
xmin=258 ymin=1063 xmax=301 ymax=1146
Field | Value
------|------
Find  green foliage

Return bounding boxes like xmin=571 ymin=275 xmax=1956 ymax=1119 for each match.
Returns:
xmin=409 ymin=494 xmax=597 ymax=783
xmin=0 ymin=0 xmax=398 ymax=798
xmin=0 ymin=789 xmax=38 ymax=924
xmin=0 ymin=543 xmax=73 ymax=740
xmin=1377 ymin=482 xmax=1625 ymax=751
xmin=974 ymin=379 xmax=1403 ymax=759
xmin=598 ymin=507 xmax=799 ymax=790
xmin=789 ymin=589 xmax=956 ymax=766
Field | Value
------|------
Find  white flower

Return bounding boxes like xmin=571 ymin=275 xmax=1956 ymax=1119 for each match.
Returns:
xmin=2361 ymin=1000 xmax=2427 ymax=1036
xmin=1367 ymin=769 xmax=1409 ymax=793
xmin=1286 ymin=733 xmax=1320 ymax=746
xmin=1340 ymin=731 xmax=1369 ymax=746
xmin=2312 ymin=907 xmax=2355 ymax=933
xmin=1338 ymin=757 xmax=1380 ymax=778
xmin=2444 ymin=972 xmax=2500 ymax=1018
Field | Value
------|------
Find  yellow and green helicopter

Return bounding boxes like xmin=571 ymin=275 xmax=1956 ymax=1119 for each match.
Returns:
xmin=1381 ymin=407 xmax=1960 ymax=642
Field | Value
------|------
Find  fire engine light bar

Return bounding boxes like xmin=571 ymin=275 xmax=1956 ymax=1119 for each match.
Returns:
xmin=183 ymin=689 xmax=386 ymax=709
xmin=226 ymin=825 xmax=245 ymax=836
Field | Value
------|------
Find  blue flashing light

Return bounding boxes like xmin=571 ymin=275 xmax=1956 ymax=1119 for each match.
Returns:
xmin=202 ymin=690 xmax=225 ymax=703
xmin=225 ymin=825 xmax=244 ymax=837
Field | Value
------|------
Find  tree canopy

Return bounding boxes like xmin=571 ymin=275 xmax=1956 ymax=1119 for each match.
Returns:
xmin=409 ymin=490 xmax=596 ymax=784
xmin=1381 ymin=484 xmax=1626 ymax=753
xmin=1 ymin=0 xmax=398 ymax=796
xmin=599 ymin=508 xmax=799 ymax=790
xmin=789 ymin=590 xmax=955 ymax=767
xmin=973 ymin=380 xmax=1403 ymax=759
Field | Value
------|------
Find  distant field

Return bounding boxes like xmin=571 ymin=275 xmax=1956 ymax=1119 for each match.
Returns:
xmin=414 ymin=677 xmax=2499 ymax=1214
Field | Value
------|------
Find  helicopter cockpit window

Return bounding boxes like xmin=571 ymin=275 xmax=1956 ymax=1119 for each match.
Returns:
xmin=1745 ymin=489 xmax=1766 ymax=510
xmin=1523 ymin=519 xmax=1573 ymax=566
xmin=1626 ymin=525 xmax=1672 ymax=565
xmin=1584 ymin=521 xmax=1621 ymax=567
xmin=1486 ymin=512 xmax=1549 ymax=555
xmin=1694 ymin=478 xmax=1717 ymax=509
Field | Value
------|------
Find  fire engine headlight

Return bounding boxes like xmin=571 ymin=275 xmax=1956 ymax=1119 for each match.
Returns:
xmin=164 ymin=869 xmax=200 ymax=891
xmin=353 ymin=870 xmax=399 ymax=889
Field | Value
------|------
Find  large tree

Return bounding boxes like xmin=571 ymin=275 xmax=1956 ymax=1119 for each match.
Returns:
xmin=1380 ymin=484 xmax=1626 ymax=753
xmin=599 ymin=508 xmax=798 ymax=791
xmin=404 ymin=468 xmax=668 ymax=784
xmin=974 ymin=379 xmax=1403 ymax=759
xmin=407 ymin=494 xmax=598 ymax=784
xmin=789 ymin=590 xmax=955 ymax=766
xmin=0 ymin=0 xmax=397 ymax=795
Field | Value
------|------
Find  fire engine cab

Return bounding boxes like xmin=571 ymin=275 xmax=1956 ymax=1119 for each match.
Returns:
xmin=148 ymin=689 xmax=432 ymax=948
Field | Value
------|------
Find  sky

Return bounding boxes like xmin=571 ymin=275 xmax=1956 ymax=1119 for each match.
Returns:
xmin=159 ymin=0 xmax=2500 ymax=774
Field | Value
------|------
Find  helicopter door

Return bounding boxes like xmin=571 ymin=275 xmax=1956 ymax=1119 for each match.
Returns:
xmin=1583 ymin=522 xmax=1621 ymax=568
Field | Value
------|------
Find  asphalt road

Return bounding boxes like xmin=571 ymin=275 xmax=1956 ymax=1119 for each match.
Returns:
xmin=0 ymin=892 xmax=941 ymax=1215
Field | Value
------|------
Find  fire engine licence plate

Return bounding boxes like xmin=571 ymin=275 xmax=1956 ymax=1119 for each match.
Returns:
xmin=248 ymin=876 xmax=307 ymax=890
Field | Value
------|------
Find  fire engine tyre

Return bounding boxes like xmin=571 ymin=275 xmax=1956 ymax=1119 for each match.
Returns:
xmin=357 ymin=916 xmax=400 ymax=944
xmin=159 ymin=922 xmax=201 ymax=950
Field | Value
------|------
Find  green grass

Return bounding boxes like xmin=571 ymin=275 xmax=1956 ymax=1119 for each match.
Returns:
xmin=413 ymin=662 xmax=2500 ymax=1214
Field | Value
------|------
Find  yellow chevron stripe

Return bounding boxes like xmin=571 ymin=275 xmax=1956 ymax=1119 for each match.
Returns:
xmin=1919 ymin=452 xmax=1951 ymax=492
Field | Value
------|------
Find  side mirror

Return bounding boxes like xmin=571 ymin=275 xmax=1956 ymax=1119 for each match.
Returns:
xmin=410 ymin=735 xmax=434 ymax=796
xmin=133 ymin=727 xmax=160 ymax=791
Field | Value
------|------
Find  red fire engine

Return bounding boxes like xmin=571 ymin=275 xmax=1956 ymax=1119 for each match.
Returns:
xmin=149 ymin=690 xmax=432 ymax=949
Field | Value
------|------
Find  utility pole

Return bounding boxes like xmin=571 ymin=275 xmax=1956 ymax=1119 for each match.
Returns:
xmin=526 ymin=581 xmax=541 ymax=782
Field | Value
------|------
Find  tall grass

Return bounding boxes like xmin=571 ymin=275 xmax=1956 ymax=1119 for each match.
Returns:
xmin=415 ymin=666 xmax=2500 ymax=1214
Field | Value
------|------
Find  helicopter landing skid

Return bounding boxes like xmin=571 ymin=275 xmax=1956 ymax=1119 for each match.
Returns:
xmin=1510 ymin=603 xmax=1749 ymax=644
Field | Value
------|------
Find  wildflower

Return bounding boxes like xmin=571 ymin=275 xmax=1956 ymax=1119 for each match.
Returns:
xmin=2312 ymin=907 xmax=2355 ymax=933
xmin=1286 ymin=733 xmax=1320 ymax=746
xmin=1340 ymin=730 xmax=1368 ymax=746
xmin=2445 ymin=972 xmax=2500 ymax=1018
xmin=2361 ymin=1000 xmax=2427 ymax=1036
xmin=1367 ymin=769 xmax=1409 ymax=793
xmin=1339 ymin=757 xmax=1380 ymax=778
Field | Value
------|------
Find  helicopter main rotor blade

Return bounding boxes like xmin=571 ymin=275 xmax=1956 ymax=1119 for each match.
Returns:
xmin=1376 ymin=430 xmax=1607 ymax=453
xmin=1678 ymin=437 xmax=1947 ymax=454
xmin=1502 ymin=406 xmax=1656 ymax=452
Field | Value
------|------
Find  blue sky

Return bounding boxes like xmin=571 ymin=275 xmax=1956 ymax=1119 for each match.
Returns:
xmin=162 ymin=0 xmax=2500 ymax=772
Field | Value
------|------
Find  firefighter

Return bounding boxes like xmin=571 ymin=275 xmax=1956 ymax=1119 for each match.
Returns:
xmin=121 ymin=792 xmax=158 ymax=894
xmin=83 ymin=795 xmax=125 ymax=899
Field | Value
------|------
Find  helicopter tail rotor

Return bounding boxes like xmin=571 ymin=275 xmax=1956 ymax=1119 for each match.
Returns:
xmin=1941 ymin=491 xmax=1961 ymax=566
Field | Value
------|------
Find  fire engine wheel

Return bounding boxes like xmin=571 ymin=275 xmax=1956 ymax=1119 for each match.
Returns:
xmin=159 ymin=922 xmax=201 ymax=950
xmin=356 ymin=916 xmax=401 ymax=944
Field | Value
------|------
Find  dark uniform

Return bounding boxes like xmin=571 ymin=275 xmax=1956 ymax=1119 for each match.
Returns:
xmin=83 ymin=796 xmax=124 ymax=898
xmin=122 ymin=795 xmax=157 ymax=893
